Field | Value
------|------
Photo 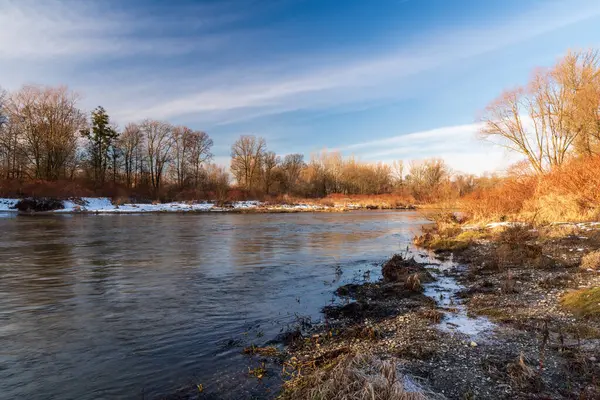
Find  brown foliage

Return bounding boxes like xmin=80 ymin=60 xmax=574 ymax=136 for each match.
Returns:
xmin=462 ymin=175 xmax=536 ymax=221
xmin=462 ymin=155 xmax=600 ymax=223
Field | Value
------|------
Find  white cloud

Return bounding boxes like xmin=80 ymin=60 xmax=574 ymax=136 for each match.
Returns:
xmin=2 ymin=0 xmax=599 ymax=125
xmin=338 ymin=123 xmax=520 ymax=175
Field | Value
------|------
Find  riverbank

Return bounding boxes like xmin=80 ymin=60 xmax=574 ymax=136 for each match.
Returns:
xmin=0 ymin=197 xmax=416 ymax=214
xmin=276 ymin=222 xmax=600 ymax=398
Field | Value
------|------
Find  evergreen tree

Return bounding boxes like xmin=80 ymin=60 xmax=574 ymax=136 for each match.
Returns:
xmin=81 ymin=106 xmax=119 ymax=185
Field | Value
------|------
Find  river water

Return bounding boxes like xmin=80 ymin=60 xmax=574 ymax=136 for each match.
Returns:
xmin=0 ymin=211 xmax=432 ymax=400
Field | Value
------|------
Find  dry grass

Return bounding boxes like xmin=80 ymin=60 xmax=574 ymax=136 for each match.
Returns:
xmin=581 ymin=251 xmax=600 ymax=270
xmin=483 ymin=225 xmax=548 ymax=270
xmin=561 ymin=287 xmax=600 ymax=318
xmin=462 ymin=156 xmax=600 ymax=224
xmin=414 ymin=213 xmax=486 ymax=252
xmin=317 ymin=194 xmax=415 ymax=209
xmin=461 ymin=176 xmax=536 ymax=222
xmin=280 ymin=352 xmax=429 ymax=400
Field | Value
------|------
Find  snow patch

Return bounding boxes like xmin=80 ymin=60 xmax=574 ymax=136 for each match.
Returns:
xmin=0 ymin=197 xmax=337 ymax=214
xmin=0 ymin=199 xmax=19 ymax=212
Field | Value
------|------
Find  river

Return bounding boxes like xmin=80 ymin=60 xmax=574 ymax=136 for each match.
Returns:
xmin=0 ymin=210 xmax=431 ymax=400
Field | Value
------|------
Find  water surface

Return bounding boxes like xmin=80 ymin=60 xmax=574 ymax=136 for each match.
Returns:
xmin=0 ymin=211 xmax=429 ymax=399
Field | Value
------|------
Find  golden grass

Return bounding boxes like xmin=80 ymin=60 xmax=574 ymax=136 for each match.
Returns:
xmin=581 ymin=251 xmax=600 ymax=270
xmin=461 ymin=156 xmax=600 ymax=224
xmin=280 ymin=353 xmax=429 ymax=400
xmin=561 ymin=287 xmax=600 ymax=318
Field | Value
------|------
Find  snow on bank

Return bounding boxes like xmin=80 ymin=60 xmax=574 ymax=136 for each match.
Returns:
xmin=0 ymin=199 xmax=19 ymax=212
xmin=0 ymin=197 xmax=332 ymax=213
xmin=59 ymin=198 xmax=223 ymax=213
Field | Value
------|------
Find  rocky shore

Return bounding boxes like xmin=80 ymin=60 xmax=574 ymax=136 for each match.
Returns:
xmin=276 ymin=223 xmax=600 ymax=399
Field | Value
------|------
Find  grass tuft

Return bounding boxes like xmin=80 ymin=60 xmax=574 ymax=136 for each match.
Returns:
xmin=561 ymin=287 xmax=600 ymax=318
xmin=581 ymin=251 xmax=600 ymax=270
xmin=280 ymin=352 xmax=428 ymax=400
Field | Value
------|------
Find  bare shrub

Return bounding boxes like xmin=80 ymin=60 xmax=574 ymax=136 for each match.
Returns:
xmin=405 ymin=273 xmax=422 ymax=292
xmin=530 ymin=156 xmax=600 ymax=222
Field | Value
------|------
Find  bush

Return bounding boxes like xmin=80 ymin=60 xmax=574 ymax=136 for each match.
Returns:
xmin=14 ymin=197 xmax=64 ymax=212
xmin=462 ymin=176 xmax=536 ymax=221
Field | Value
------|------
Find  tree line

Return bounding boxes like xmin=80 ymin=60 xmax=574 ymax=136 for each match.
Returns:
xmin=229 ymin=139 xmax=474 ymax=202
xmin=0 ymin=85 xmax=228 ymax=198
xmin=0 ymin=83 xmax=484 ymax=202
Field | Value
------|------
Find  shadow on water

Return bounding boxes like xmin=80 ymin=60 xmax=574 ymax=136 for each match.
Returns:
xmin=0 ymin=211 xmax=429 ymax=400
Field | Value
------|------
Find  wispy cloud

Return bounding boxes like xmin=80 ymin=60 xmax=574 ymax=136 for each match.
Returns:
xmin=108 ymin=0 xmax=600 ymax=124
xmin=0 ymin=0 xmax=237 ymax=60
xmin=337 ymin=122 xmax=519 ymax=175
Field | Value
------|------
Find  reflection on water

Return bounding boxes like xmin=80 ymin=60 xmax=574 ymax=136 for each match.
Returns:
xmin=0 ymin=211 xmax=429 ymax=400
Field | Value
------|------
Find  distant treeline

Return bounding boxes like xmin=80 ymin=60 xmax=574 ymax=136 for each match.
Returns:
xmin=0 ymin=85 xmax=484 ymax=202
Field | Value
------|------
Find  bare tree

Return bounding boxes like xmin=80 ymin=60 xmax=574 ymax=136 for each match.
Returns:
xmin=204 ymin=163 xmax=229 ymax=204
xmin=406 ymin=159 xmax=450 ymax=201
xmin=0 ymin=87 xmax=6 ymax=129
xmin=0 ymin=87 xmax=23 ymax=179
xmin=480 ymin=50 xmax=600 ymax=173
xmin=119 ymin=123 xmax=143 ymax=188
xmin=187 ymin=130 xmax=213 ymax=188
xmin=391 ymin=160 xmax=404 ymax=189
xmin=262 ymin=151 xmax=280 ymax=193
xmin=282 ymin=153 xmax=305 ymax=193
xmin=171 ymin=126 xmax=192 ymax=189
xmin=5 ymin=85 xmax=85 ymax=180
xmin=140 ymin=119 xmax=173 ymax=191
xmin=230 ymin=135 xmax=266 ymax=190
xmin=558 ymin=50 xmax=600 ymax=156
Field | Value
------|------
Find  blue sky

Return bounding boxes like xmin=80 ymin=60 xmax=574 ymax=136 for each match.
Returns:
xmin=2 ymin=0 xmax=600 ymax=174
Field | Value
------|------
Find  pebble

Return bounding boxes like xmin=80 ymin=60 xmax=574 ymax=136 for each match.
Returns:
xmin=470 ymin=341 xmax=478 ymax=347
